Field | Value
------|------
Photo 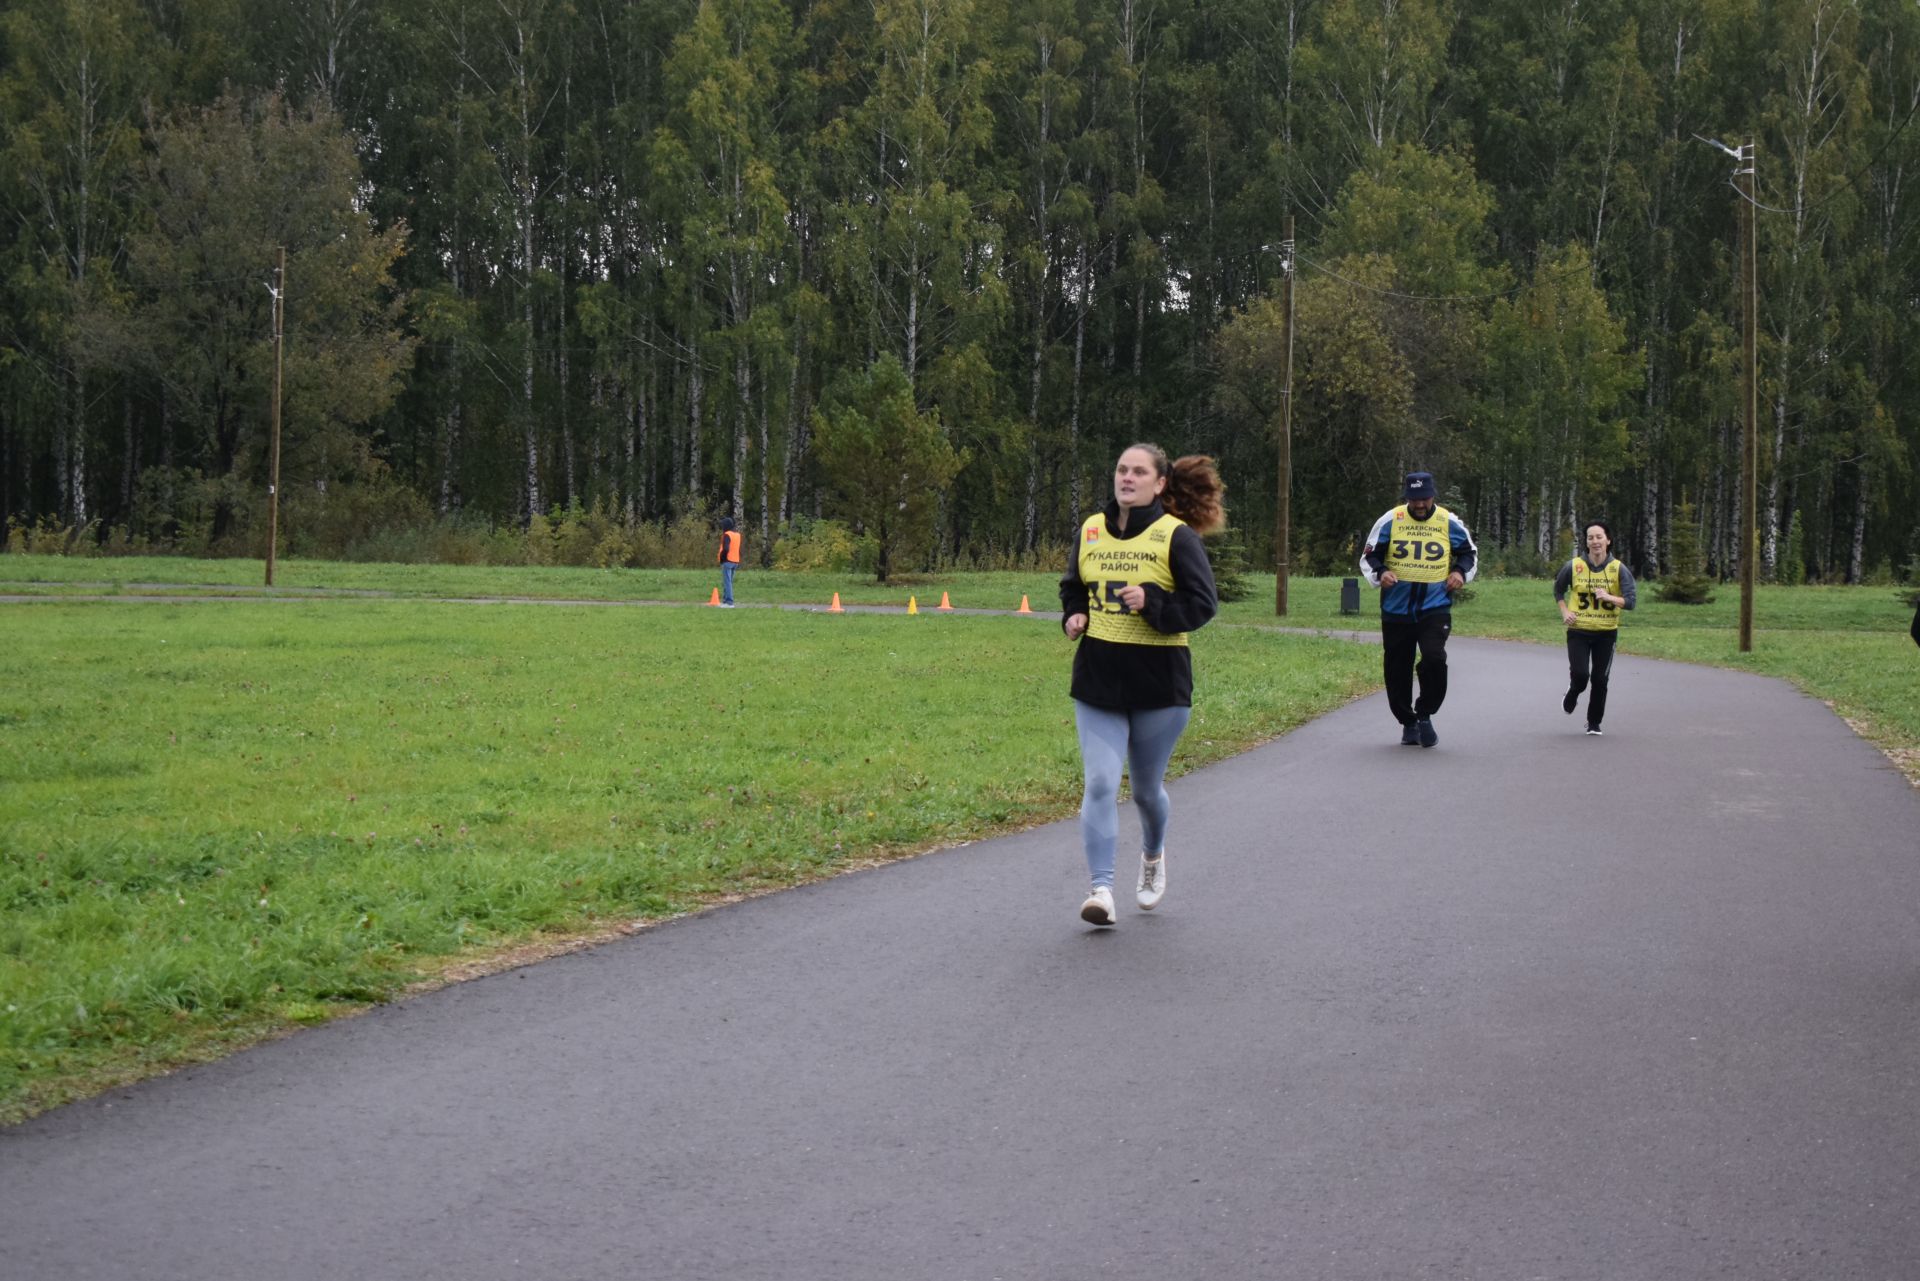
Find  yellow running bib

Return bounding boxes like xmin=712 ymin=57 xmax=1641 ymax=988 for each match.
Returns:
xmin=1384 ymin=505 xmax=1454 ymax=584
xmin=1568 ymin=557 xmax=1623 ymax=630
xmin=1078 ymin=512 xmax=1188 ymax=647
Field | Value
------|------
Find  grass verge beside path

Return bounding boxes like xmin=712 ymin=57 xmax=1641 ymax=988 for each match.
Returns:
xmin=0 ymin=596 xmax=1379 ymax=1122
xmin=0 ymin=554 xmax=1062 ymax=609
xmin=9 ymin=557 xmax=1910 ymax=768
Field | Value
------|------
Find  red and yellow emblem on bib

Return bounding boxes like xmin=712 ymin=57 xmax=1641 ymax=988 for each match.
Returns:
xmin=1084 ymin=526 xmax=1100 ymax=543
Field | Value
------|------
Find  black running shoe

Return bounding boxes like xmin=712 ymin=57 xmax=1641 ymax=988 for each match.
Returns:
xmin=1586 ymin=725 xmax=1603 ymax=736
xmin=1417 ymin=717 xmax=1438 ymax=748
xmin=1400 ymin=722 xmax=1419 ymax=746
xmin=1563 ymin=688 xmax=1579 ymax=715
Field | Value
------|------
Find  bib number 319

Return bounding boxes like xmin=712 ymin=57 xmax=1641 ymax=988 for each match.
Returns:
xmin=1391 ymin=539 xmax=1445 ymax=563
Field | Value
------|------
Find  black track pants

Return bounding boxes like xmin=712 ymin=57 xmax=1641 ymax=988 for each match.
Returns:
xmin=1566 ymin=628 xmax=1618 ymax=728
xmin=1382 ymin=612 xmax=1451 ymax=725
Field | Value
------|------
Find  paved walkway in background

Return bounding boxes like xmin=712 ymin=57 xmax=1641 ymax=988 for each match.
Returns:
xmin=4 ymin=637 xmax=1918 ymax=1281
xmin=0 ymin=586 xmax=1047 ymax=615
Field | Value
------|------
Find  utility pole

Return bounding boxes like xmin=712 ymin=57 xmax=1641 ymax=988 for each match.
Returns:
xmin=1275 ymin=216 xmax=1295 ymax=617
xmin=1695 ymin=132 xmax=1759 ymax=651
xmin=266 ymin=247 xmax=285 ymax=587
xmin=1737 ymin=139 xmax=1757 ymax=653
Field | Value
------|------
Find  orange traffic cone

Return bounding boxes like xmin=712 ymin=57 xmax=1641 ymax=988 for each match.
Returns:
xmin=828 ymin=592 xmax=844 ymax=613
xmin=1017 ymin=595 xmax=1032 ymax=614
xmin=708 ymin=588 xmax=721 ymax=606
xmin=907 ymin=595 xmax=918 ymax=615
xmin=937 ymin=591 xmax=954 ymax=611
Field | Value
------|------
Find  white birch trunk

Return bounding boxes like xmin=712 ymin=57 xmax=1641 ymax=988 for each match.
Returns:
xmin=1536 ymin=480 xmax=1551 ymax=561
xmin=732 ymin=347 xmax=749 ymax=524
xmin=642 ymin=360 xmax=655 ymax=516
xmin=1849 ymin=467 xmax=1867 ymax=583
xmin=521 ymin=201 xmax=540 ymax=520
xmin=68 ymin=369 xmax=89 ymax=526
xmin=1643 ymin=471 xmax=1659 ymax=573
xmin=624 ymin=379 xmax=637 ymax=524
xmin=782 ymin=322 xmax=803 ymax=528
xmin=757 ymin=362 xmax=772 ymax=566
xmin=1070 ymin=237 xmax=1092 ymax=522
xmin=687 ymin=358 xmax=704 ymax=498
xmin=1515 ymin=477 xmax=1529 ymax=557
xmin=1766 ymin=385 xmax=1787 ymax=575
xmin=559 ymin=289 xmax=574 ymax=507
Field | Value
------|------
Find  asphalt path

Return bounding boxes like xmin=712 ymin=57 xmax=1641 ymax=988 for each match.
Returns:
xmin=4 ymin=636 xmax=1918 ymax=1280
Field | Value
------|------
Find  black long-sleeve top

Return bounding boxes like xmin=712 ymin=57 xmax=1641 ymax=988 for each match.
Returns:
xmin=1058 ymin=497 xmax=1219 ymax=709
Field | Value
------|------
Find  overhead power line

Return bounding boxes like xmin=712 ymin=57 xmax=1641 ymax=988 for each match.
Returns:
xmin=1799 ymin=90 xmax=1920 ymax=218
xmin=1702 ymin=90 xmax=1920 ymax=223
xmin=1728 ymin=181 xmax=1794 ymax=217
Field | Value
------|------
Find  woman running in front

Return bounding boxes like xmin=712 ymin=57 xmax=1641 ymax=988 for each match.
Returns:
xmin=1554 ymin=518 xmax=1636 ymax=735
xmin=1060 ymin=444 xmax=1224 ymax=926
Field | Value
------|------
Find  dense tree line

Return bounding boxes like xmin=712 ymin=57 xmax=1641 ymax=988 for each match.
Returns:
xmin=3 ymin=0 xmax=1916 ymax=581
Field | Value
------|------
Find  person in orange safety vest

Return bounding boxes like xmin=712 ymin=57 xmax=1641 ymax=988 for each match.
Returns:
xmin=717 ymin=517 xmax=742 ymax=607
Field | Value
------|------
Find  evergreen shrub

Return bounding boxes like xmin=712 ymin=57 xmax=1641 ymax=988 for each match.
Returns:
xmin=1655 ymin=498 xmax=1716 ymax=604
xmin=1206 ymin=526 xmax=1254 ymax=603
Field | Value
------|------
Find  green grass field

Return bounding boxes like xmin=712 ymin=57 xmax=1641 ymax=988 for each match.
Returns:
xmin=0 ymin=573 xmax=1380 ymax=1121
xmin=0 ymin=553 xmax=1063 ymax=607
xmin=2 ymin=558 xmax=1914 ymax=1123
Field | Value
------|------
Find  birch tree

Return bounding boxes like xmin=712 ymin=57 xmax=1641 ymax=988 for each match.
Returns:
xmin=0 ymin=0 xmax=150 ymax=526
xmin=1757 ymin=0 xmax=1864 ymax=575
xmin=655 ymin=0 xmax=796 ymax=529
xmin=105 ymin=93 xmax=412 ymax=545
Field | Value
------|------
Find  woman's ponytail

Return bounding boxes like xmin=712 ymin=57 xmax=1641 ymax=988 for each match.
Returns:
xmin=1163 ymin=455 xmax=1226 ymax=535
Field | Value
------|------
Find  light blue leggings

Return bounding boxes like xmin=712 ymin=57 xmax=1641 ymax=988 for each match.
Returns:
xmin=1074 ymin=700 xmax=1192 ymax=889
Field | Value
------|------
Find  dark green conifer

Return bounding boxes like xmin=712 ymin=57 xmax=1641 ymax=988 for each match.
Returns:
xmin=1205 ymin=526 xmax=1253 ymax=603
xmin=1656 ymin=498 xmax=1716 ymax=605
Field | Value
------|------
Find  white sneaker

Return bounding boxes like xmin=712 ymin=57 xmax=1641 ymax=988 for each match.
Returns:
xmin=1079 ymin=885 xmax=1116 ymax=926
xmin=1135 ymin=854 xmax=1166 ymax=910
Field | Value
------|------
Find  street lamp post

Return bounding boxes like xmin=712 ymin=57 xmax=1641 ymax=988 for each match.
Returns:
xmin=1694 ymin=134 xmax=1758 ymax=652
xmin=1275 ymin=216 xmax=1295 ymax=617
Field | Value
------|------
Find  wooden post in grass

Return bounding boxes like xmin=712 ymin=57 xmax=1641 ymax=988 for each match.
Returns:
xmin=1275 ymin=215 xmax=1295 ymax=617
xmin=1737 ymin=141 xmax=1756 ymax=653
xmin=266 ymin=246 xmax=285 ymax=587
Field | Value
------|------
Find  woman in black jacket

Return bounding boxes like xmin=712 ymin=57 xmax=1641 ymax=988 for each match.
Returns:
xmin=1059 ymin=444 xmax=1224 ymax=926
xmin=1553 ymin=519 xmax=1636 ymax=736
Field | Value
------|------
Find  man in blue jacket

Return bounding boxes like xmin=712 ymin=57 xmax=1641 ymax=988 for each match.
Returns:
xmin=1360 ymin=471 xmax=1478 ymax=747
